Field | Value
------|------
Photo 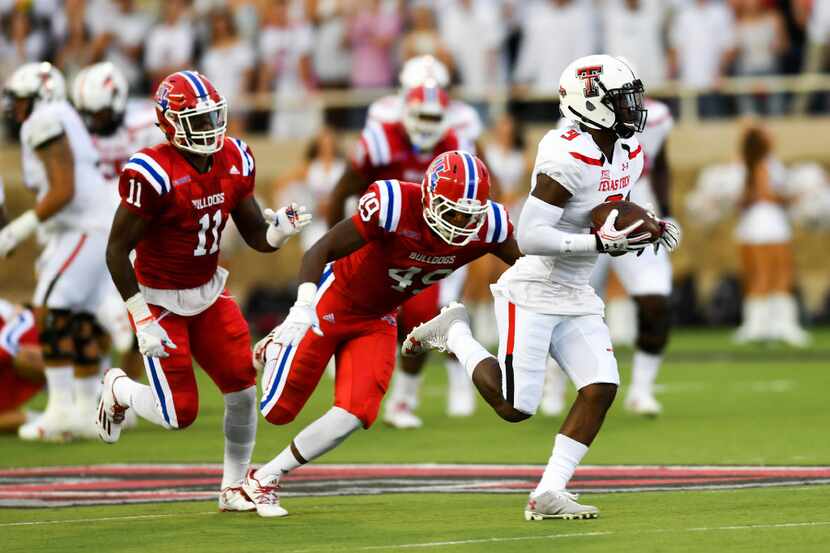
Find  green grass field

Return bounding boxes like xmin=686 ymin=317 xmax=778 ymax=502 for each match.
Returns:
xmin=2 ymin=328 xmax=829 ymax=553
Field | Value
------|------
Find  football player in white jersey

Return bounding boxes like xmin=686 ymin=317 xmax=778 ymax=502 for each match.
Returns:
xmin=587 ymin=98 xmax=680 ymax=415
xmin=72 ymin=62 xmax=164 ymax=400
xmin=403 ymin=55 xmax=680 ymax=519
xmin=1 ymin=62 xmax=114 ymax=441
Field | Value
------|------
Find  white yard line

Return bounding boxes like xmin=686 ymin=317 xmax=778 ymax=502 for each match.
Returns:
xmin=0 ymin=511 xmax=217 ymax=527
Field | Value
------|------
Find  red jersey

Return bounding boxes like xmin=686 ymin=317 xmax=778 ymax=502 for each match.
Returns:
xmin=119 ymin=137 xmax=255 ymax=289
xmin=0 ymin=308 xmax=38 ymax=368
xmin=327 ymin=180 xmax=512 ymax=317
xmin=353 ymin=120 xmax=461 ymax=184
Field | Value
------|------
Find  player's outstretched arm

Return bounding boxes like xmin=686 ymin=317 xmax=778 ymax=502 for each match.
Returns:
xmin=0 ymin=135 xmax=75 ymax=257
xmin=231 ymin=196 xmax=311 ymax=253
xmin=268 ymin=218 xmax=367 ymax=347
xmin=106 ymin=205 xmax=176 ymax=358
xmin=326 ymin=168 xmax=367 ymax=228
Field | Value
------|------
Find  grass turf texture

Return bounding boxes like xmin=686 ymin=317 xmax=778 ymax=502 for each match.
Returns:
xmin=1 ymin=328 xmax=829 ymax=552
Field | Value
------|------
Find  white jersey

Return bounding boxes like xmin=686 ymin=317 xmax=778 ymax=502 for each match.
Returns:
xmin=627 ymin=99 xmax=673 ymax=210
xmin=20 ymin=100 xmax=110 ymax=236
xmin=496 ymin=123 xmax=644 ymax=316
xmin=367 ymin=94 xmax=483 ymax=151
xmin=90 ymin=101 xmax=163 ymax=219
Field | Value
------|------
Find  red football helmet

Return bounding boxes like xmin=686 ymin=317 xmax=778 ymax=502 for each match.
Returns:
xmin=422 ymin=150 xmax=491 ymax=246
xmin=154 ymin=71 xmax=227 ymax=155
xmin=403 ymin=81 xmax=449 ymax=151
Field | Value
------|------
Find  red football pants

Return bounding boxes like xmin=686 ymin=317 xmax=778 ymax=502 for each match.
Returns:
xmin=141 ymin=292 xmax=256 ymax=429
xmin=259 ymin=284 xmax=397 ymax=428
xmin=0 ymin=364 xmax=43 ymax=412
xmin=397 ymin=283 xmax=440 ymax=336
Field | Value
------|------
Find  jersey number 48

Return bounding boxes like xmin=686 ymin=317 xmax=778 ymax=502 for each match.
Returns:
xmin=388 ymin=267 xmax=453 ymax=293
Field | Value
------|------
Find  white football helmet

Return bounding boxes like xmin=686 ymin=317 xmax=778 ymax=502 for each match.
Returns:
xmin=558 ymin=55 xmax=646 ymax=139
xmin=4 ymin=62 xmax=66 ymax=106
xmin=73 ymin=62 xmax=129 ymax=115
xmin=403 ymin=82 xmax=449 ymax=151
xmin=400 ymin=55 xmax=450 ymax=91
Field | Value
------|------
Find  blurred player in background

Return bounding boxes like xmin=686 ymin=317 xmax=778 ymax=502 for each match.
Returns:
xmin=734 ymin=124 xmax=809 ymax=346
xmin=329 ymin=77 xmax=475 ymax=428
xmin=72 ymin=61 xmax=165 ymax=428
xmin=542 ymin=97 xmax=681 ymax=417
xmin=247 ymin=151 xmax=518 ymax=517
xmin=0 ymin=299 xmax=44 ymax=432
xmin=1 ymin=62 xmax=113 ymax=442
xmin=405 ymin=56 xmax=679 ymax=520
xmin=97 ymin=70 xmax=311 ymax=512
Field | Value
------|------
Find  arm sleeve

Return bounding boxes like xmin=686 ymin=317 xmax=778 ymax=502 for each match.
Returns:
xmin=516 ymin=195 xmax=597 ymax=256
xmin=350 ymin=181 xmax=395 ymax=242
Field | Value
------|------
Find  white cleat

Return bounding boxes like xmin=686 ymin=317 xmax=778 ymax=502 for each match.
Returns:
xmin=383 ymin=402 xmax=423 ymax=429
xmin=97 ymin=368 xmax=129 ymax=444
xmin=122 ymin=407 xmax=139 ymax=430
xmin=18 ymin=408 xmax=75 ymax=443
xmin=524 ymin=490 xmax=599 ymax=521
xmin=218 ymin=486 xmax=256 ymax=512
xmin=401 ymin=302 xmax=469 ymax=357
xmin=624 ymin=391 xmax=662 ymax=417
xmin=252 ymin=331 xmax=275 ymax=372
xmin=242 ymin=469 xmax=288 ymax=518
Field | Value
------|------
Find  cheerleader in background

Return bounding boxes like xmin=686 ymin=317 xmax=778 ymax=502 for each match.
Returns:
xmin=734 ymin=124 xmax=810 ymax=346
xmin=272 ymin=127 xmax=347 ymax=251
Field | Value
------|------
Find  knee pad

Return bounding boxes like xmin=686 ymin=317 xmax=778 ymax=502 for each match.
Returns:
xmin=39 ymin=309 xmax=74 ymax=361
xmin=70 ymin=312 xmax=104 ymax=365
xmin=635 ymin=296 xmax=671 ymax=354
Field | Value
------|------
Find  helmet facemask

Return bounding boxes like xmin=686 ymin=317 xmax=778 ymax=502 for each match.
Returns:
xmin=599 ymin=78 xmax=646 ymax=139
xmin=423 ymin=192 xmax=488 ymax=247
xmin=404 ymin=106 xmax=445 ymax=151
xmin=165 ymin=98 xmax=227 ymax=155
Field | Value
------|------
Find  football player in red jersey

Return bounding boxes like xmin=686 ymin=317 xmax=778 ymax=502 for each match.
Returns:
xmin=0 ymin=299 xmax=44 ymax=432
xmin=241 ymin=151 xmax=519 ymax=517
xmin=97 ymin=71 xmax=311 ymax=512
xmin=328 ymin=82 xmax=472 ymax=429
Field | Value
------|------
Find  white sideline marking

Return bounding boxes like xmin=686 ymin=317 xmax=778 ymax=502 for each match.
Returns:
xmin=0 ymin=511 xmax=217 ymax=527
xmin=289 ymin=521 xmax=830 ymax=553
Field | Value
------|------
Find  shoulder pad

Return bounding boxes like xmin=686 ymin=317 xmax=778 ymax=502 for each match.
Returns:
xmin=24 ymin=110 xmax=64 ymax=149
xmin=484 ymin=200 xmax=510 ymax=244
xmin=227 ymin=137 xmax=255 ymax=177
xmin=371 ymin=179 xmax=403 ymax=232
xmin=360 ymin=120 xmax=392 ymax=166
xmin=123 ymin=151 xmax=171 ymax=195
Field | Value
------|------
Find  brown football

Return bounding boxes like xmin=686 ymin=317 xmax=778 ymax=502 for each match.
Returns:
xmin=590 ymin=201 xmax=661 ymax=256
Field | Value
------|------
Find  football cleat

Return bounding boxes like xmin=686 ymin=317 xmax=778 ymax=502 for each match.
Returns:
xmin=96 ymin=368 xmax=129 ymax=444
xmin=18 ymin=408 xmax=75 ymax=443
xmin=252 ymin=330 xmax=278 ymax=372
xmin=524 ymin=490 xmax=599 ymax=521
xmin=242 ymin=469 xmax=288 ymax=518
xmin=446 ymin=385 xmax=475 ymax=418
xmin=401 ymin=302 xmax=469 ymax=357
xmin=73 ymin=404 xmax=101 ymax=440
xmin=383 ymin=402 xmax=423 ymax=429
xmin=218 ymin=486 xmax=256 ymax=512
xmin=624 ymin=391 xmax=662 ymax=417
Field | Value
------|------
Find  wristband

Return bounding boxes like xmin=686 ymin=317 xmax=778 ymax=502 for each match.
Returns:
xmin=560 ymin=233 xmax=598 ymax=253
xmin=296 ymin=282 xmax=318 ymax=306
xmin=125 ymin=292 xmax=154 ymax=327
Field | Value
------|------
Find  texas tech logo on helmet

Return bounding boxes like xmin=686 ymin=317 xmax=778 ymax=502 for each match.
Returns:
xmin=576 ymin=65 xmax=603 ymax=98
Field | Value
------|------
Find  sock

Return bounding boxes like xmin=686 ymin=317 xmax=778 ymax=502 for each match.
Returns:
xmin=221 ymin=386 xmax=257 ymax=489
xmin=388 ymin=371 xmax=422 ymax=410
xmin=44 ymin=366 xmax=74 ymax=411
xmin=629 ymin=350 xmax=662 ymax=396
xmin=446 ymin=321 xmax=494 ymax=378
xmin=533 ymin=433 xmax=589 ymax=496
xmin=73 ymin=375 xmax=101 ymax=409
xmin=445 ymin=358 xmax=468 ymax=392
xmin=112 ymin=376 xmax=167 ymax=427
xmin=255 ymin=406 xmax=361 ymax=483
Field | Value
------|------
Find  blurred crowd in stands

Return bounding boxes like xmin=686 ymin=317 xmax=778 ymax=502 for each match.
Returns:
xmin=1 ymin=0 xmax=830 ymax=137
